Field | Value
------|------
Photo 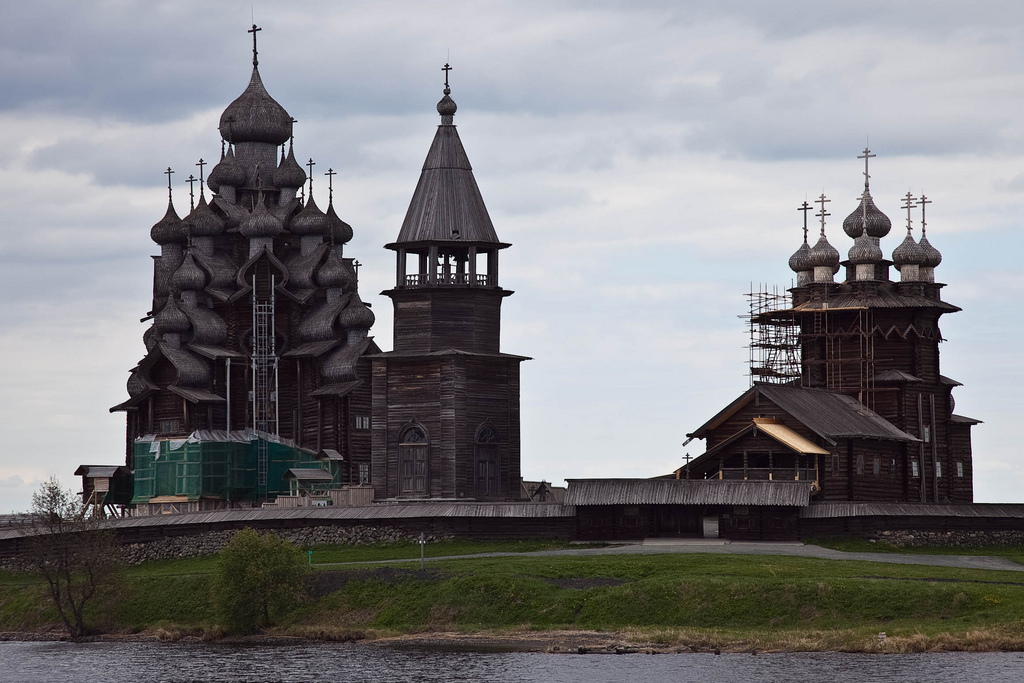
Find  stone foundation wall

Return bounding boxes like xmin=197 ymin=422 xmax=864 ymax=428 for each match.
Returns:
xmin=0 ymin=525 xmax=452 ymax=570
xmin=867 ymin=529 xmax=1024 ymax=547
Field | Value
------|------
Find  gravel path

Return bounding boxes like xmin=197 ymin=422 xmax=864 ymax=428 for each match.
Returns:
xmin=316 ymin=539 xmax=1024 ymax=572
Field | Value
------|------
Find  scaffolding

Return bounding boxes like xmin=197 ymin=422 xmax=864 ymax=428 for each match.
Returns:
xmin=746 ymin=284 xmax=800 ymax=386
xmin=747 ymin=283 xmax=877 ymax=409
xmin=252 ymin=273 xmax=279 ymax=498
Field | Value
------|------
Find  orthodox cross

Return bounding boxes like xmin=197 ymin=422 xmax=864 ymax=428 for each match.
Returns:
xmin=248 ymin=24 xmax=261 ymax=67
xmin=352 ymin=260 xmax=361 ymax=280
xmin=442 ymin=62 xmax=452 ymax=88
xmin=918 ymin=194 xmax=932 ymax=236
xmin=857 ymin=146 xmax=875 ymax=189
xmin=164 ymin=167 xmax=174 ymax=202
xmin=325 ymin=168 xmax=336 ymax=202
xmin=290 ymin=117 xmax=297 ymax=146
xmin=196 ymin=158 xmax=206 ymax=184
xmin=185 ymin=174 xmax=197 ymax=210
xmin=797 ymin=200 xmax=812 ymax=242
xmin=901 ymin=191 xmax=916 ymax=233
xmin=815 ymin=193 xmax=831 ymax=235
xmin=306 ymin=158 xmax=316 ymax=197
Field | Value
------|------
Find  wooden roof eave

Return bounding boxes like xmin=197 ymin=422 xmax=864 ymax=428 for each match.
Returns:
xmin=383 ymin=240 xmax=512 ymax=251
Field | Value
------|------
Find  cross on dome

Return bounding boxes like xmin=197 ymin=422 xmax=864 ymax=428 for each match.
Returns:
xmin=901 ymin=191 xmax=917 ymax=233
xmin=798 ymin=200 xmax=812 ymax=241
xmin=164 ymin=167 xmax=174 ymax=201
xmin=186 ymin=174 xmax=197 ymax=210
xmin=815 ymin=193 xmax=831 ymax=235
xmin=919 ymin=194 xmax=932 ymax=236
xmin=248 ymin=24 xmax=262 ymax=68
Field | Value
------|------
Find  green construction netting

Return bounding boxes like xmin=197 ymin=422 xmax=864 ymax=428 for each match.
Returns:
xmin=131 ymin=434 xmax=318 ymax=504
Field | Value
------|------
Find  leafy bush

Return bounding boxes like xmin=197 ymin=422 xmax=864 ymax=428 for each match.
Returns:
xmin=212 ymin=528 xmax=309 ymax=633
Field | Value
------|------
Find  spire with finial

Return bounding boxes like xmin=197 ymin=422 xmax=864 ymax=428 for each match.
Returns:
xmin=186 ymin=174 xmax=197 ymax=211
xmin=789 ymin=200 xmax=813 ymax=281
xmin=807 ymin=193 xmax=840 ymax=281
xmin=917 ymin=194 xmax=941 ymax=275
xmin=893 ymin=191 xmax=926 ymax=279
xmin=152 ymin=167 xmax=185 ymax=246
xmin=195 ymin=158 xmax=207 ymax=198
xmin=843 ymin=147 xmax=891 ymax=239
xmin=437 ymin=62 xmax=458 ymax=123
xmin=323 ymin=167 xmax=353 ymax=246
xmin=249 ymin=24 xmax=261 ymax=68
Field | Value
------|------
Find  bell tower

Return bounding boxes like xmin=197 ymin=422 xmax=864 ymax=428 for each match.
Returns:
xmin=370 ymin=66 xmax=527 ymax=501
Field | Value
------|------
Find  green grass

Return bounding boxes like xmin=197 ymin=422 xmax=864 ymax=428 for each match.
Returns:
xmin=806 ymin=536 xmax=1024 ymax=565
xmin=306 ymin=537 xmax=590 ymax=565
xmin=3 ymin=539 xmax=1024 ymax=650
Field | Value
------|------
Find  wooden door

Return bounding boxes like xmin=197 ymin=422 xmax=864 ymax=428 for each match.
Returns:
xmin=399 ymin=444 xmax=428 ymax=495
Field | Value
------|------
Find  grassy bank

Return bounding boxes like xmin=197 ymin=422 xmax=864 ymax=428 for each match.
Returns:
xmin=2 ymin=541 xmax=1024 ymax=651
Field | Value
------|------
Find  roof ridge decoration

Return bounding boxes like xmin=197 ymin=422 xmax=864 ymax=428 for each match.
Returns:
xmin=392 ymin=64 xmax=502 ymax=246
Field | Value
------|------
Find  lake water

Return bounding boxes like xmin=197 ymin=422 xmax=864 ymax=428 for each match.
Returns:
xmin=2 ymin=642 xmax=1023 ymax=683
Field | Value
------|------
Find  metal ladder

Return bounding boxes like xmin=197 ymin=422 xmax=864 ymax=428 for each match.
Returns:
xmin=251 ymin=273 xmax=278 ymax=497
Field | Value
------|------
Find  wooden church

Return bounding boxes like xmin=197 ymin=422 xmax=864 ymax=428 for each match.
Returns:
xmin=104 ymin=30 xmax=524 ymax=513
xmin=682 ymin=151 xmax=978 ymax=506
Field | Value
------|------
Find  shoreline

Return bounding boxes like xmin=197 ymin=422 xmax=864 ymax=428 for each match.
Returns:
xmin=4 ymin=627 xmax=1024 ymax=654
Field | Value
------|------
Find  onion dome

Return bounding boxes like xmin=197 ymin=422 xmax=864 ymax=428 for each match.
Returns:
xmin=847 ymin=232 xmax=883 ymax=264
xmin=892 ymin=232 xmax=926 ymax=269
xmin=843 ymin=192 xmax=892 ymax=239
xmin=326 ymin=200 xmax=353 ymax=245
xmin=185 ymin=195 xmax=225 ymax=237
xmin=289 ymin=195 xmax=329 ymax=236
xmin=273 ymin=143 xmax=306 ymax=188
xmin=218 ymin=68 xmax=292 ymax=145
xmin=208 ymin=147 xmax=245 ymax=193
xmin=437 ymin=86 xmax=458 ymax=118
xmin=788 ymin=236 xmax=811 ymax=273
xmin=151 ymin=200 xmax=186 ymax=245
xmin=339 ymin=295 xmax=375 ymax=330
xmin=316 ymin=249 xmax=355 ymax=290
xmin=808 ymin=233 xmax=840 ymax=273
xmin=154 ymin=296 xmax=190 ymax=334
xmin=919 ymin=233 xmax=942 ymax=268
xmin=239 ymin=193 xmax=284 ymax=238
xmin=170 ymin=252 xmax=207 ymax=292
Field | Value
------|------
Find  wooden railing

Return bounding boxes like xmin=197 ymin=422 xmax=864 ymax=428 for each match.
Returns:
xmin=402 ymin=273 xmax=494 ymax=287
xmin=719 ymin=467 xmax=817 ymax=481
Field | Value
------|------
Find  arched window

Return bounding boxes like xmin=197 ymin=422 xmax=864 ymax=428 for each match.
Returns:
xmin=475 ymin=423 xmax=500 ymax=496
xmin=399 ymin=425 xmax=428 ymax=495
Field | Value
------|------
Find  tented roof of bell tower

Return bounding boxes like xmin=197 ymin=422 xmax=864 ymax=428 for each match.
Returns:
xmin=389 ymin=84 xmax=506 ymax=248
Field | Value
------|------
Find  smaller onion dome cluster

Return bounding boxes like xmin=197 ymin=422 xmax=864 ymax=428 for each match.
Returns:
xmin=789 ymin=151 xmax=942 ymax=285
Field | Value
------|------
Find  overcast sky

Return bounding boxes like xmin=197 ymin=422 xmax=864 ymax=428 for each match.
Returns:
xmin=1 ymin=1 xmax=1022 ymax=512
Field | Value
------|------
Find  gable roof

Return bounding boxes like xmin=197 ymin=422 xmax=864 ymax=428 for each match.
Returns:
xmin=689 ymin=383 xmax=918 ymax=445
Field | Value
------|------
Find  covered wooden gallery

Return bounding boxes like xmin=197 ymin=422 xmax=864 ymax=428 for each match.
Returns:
xmin=683 ymin=383 xmax=931 ymax=502
xmin=565 ymin=479 xmax=814 ymax=541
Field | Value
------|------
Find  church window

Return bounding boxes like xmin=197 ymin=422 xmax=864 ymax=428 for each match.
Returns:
xmin=872 ymin=456 xmax=880 ymax=476
xmin=855 ymin=453 xmax=864 ymax=475
xmin=399 ymin=425 xmax=428 ymax=495
xmin=911 ymin=460 xmax=920 ymax=477
xmin=831 ymin=454 xmax=840 ymax=474
xmin=358 ymin=463 xmax=370 ymax=484
xmin=354 ymin=416 xmax=370 ymax=430
xmin=475 ymin=423 xmax=500 ymax=496
xmin=957 ymin=461 xmax=964 ymax=478
xmin=936 ymin=461 xmax=942 ymax=478
xmin=923 ymin=425 xmax=931 ymax=443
